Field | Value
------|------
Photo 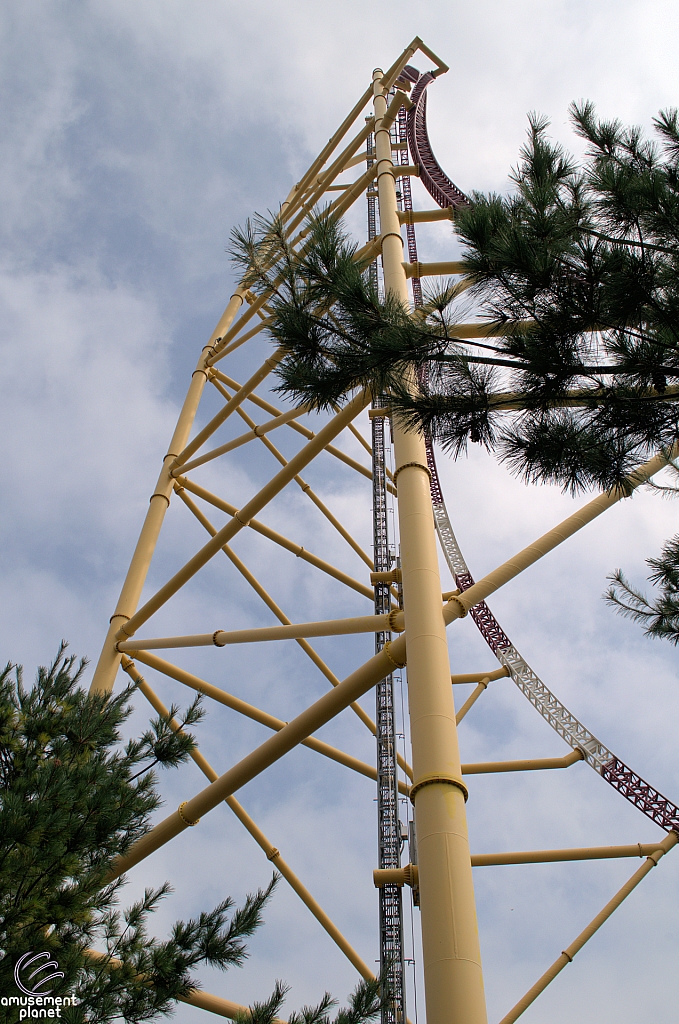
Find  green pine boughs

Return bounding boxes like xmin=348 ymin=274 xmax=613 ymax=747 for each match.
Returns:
xmin=450 ymin=103 xmax=679 ymax=492
xmin=235 ymin=976 xmax=382 ymax=1024
xmin=230 ymin=212 xmax=445 ymax=412
xmin=0 ymin=646 xmax=277 ymax=1022
xmin=605 ymin=533 xmax=679 ymax=644
xmin=0 ymin=648 xmax=388 ymax=1023
xmin=228 ymin=102 xmax=679 ymax=648
xmin=232 ymin=104 xmax=679 ymax=495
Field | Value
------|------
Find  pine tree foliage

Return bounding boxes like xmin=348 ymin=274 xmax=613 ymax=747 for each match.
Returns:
xmin=235 ymin=977 xmax=382 ymax=1024
xmin=605 ymin=532 xmax=679 ymax=643
xmin=230 ymin=103 xmax=679 ymax=494
xmin=0 ymin=649 xmax=388 ymax=1024
xmin=0 ymin=647 xmax=272 ymax=1022
xmin=229 ymin=212 xmax=436 ymax=411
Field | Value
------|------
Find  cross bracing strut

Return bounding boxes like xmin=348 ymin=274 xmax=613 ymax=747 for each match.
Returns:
xmin=122 ymin=658 xmax=377 ymax=980
xmin=174 ymin=485 xmax=394 ymax=746
xmin=173 ymin=474 xmax=376 ymax=599
xmin=208 ymin=371 xmax=394 ymax=489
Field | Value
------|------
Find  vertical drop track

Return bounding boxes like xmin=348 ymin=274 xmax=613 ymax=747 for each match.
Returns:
xmin=369 ymin=98 xmax=407 ymax=1024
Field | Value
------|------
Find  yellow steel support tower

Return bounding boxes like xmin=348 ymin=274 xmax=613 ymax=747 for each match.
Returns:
xmin=90 ymin=37 xmax=678 ymax=1024
xmin=371 ymin=67 xmax=485 ymax=1024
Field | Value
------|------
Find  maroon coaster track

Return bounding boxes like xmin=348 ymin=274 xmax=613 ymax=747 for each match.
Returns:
xmin=396 ymin=64 xmax=679 ymax=834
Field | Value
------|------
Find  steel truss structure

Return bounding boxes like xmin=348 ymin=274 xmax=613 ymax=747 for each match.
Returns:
xmin=91 ymin=37 xmax=679 ymax=1024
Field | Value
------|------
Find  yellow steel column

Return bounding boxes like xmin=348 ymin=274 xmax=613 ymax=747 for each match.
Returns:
xmin=90 ymin=290 xmax=245 ymax=695
xmin=372 ymin=69 xmax=487 ymax=1024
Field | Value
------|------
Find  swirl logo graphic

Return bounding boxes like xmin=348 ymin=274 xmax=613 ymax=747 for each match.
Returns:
xmin=14 ymin=952 xmax=64 ymax=996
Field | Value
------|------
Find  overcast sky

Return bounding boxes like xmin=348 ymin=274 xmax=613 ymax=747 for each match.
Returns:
xmin=2 ymin=3 xmax=679 ymax=1023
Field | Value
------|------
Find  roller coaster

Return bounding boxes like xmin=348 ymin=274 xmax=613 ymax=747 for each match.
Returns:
xmin=90 ymin=38 xmax=679 ymax=1024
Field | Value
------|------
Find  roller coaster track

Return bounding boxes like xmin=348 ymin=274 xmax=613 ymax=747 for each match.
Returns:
xmin=398 ymin=65 xmax=679 ymax=834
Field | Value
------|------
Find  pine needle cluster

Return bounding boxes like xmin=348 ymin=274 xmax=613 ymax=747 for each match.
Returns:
xmin=235 ymin=976 xmax=382 ymax=1024
xmin=231 ymin=103 xmax=679 ymax=495
xmin=230 ymin=212 xmax=443 ymax=409
xmin=0 ymin=648 xmax=385 ymax=1024
xmin=606 ymin=526 xmax=679 ymax=643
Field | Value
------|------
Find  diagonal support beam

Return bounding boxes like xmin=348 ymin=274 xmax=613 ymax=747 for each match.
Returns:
xmin=210 ymin=371 xmax=392 ymax=490
xmin=173 ymin=490 xmax=413 ymax=781
xmin=173 ymin=351 xmax=285 ymax=469
xmin=497 ymin=832 xmax=677 ymax=1024
xmin=84 ymin=946 xmax=280 ymax=1023
xmin=176 ymin=404 xmax=310 ymax=475
xmin=174 ymin=486 xmax=392 ymax=746
xmin=174 ymin=476 xmax=375 ymax=599
xmin=130 ymin=649 xmax=409 ymax=796
xmin=122 ymin=657 xmax=376 ymax=980
xmin=212 ymin=314 xmax=273 ymax=361
xmin=233 ymin=396 xmax=375 ymax=569
xmin=116 ymin=391 xmax=370 ymax=641
xmin=455 ymin=676 xmax=490 ymax=724
xmin=443 ymin=448 xmax=674 ymax=628
xmin=108 ymin=639 xmax=399 ymax=879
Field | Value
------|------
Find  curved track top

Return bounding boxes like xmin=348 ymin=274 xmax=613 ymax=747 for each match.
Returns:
xmin=399 ymin=65 xmax=679 ymax=834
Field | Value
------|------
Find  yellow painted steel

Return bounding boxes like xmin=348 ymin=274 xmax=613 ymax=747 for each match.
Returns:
xmin=107 ymin=640 xmax=400 ymax=879
xmin=213 ymin=315 xmax=273 ymax=360
xmin=174 ymin=475 xmax=376 ymax=599
xmin=455 ymin=677 xmax=490 ymax=724
xmin=122 ymin=658 xmax=376 ymax=980
xmin=90 ymin=289 xmax=246 ymax=695
xmin=116 ymin=392 xmax=370 ymax=642
xmin=172 ymin=486 xmax=402 ymax=760
xmin=346 ymin=418 xmax=374 ymax=457
xmin=372 ymin=67 xmax=487 ymax=1024
xmin=209 ymin=370 xmax=395 ymax=490
xmin=471 ymin=842 xmax=666 ymax=866
xmin=443 ymin=447 xmax=675 ymax=629
xmin=177 ymin=990 xmax=277 ymax=1022
xmin=88 ymin=43 xmax=679 ymax=1022
xmin=232 ymin=398 xmax=376 ymax=568
xmin=172 ymin=350 xmax=285 ymax=470
xmin=84 ymin=947 xmax=274 ymax=1023
xmin=461 ymin=750 xmax=583 ymax=774
xmin=374 ymin=838 xmax=668 ymax=879
xmin=129 ymin=649 xmax=409 ymax=796
xmin=451 ymin=667 xmax=509 ymax=684
xmin=403 ymin=260 xmax=465 ymax=278
xmin=292 ymin=122 xmax=378 ymax=225
xmin=498 ymin=832 xmax=678 ymax=1024
xmin=209 ymin=290 xmax=274 ymax=358
xmin=116 ymin=612 xmax=398 ymax=652
xmin=373 ymin=864 xmax=419 ymax=888
xmin=176 ymin=403 xmax=310 ymax=475
xmin=399 ymin=208 xmax=454 ymax=224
